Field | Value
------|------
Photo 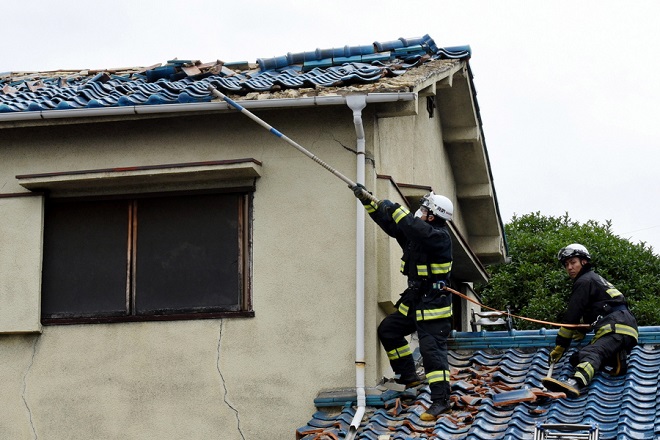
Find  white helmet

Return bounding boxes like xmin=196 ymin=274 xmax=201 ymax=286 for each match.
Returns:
xmin=557 ymin=243 xmax=591 ymax=264
xmin=417 ymin=191 xmax=453 ymax=221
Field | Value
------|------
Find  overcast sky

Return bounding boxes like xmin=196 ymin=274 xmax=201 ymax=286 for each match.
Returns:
xmin=3 ymin=0 xmax=659 ymax=253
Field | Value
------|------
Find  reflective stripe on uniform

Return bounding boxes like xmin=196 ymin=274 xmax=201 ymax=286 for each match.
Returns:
xmin=558 ymin=326 xmax=574 ymax=339
xmin=426 ymin=370 xmax=451 ymax=384
xmin=406 ymin=262 xmax=452 ymax=276
xmin=387 ymin=344 xmax=412 ymax=360
xmin=606 ymin=288 xmax=623 ymax=298
xmin=593 ymin=323 xmax=638 ymax=342
xmin=392 ymin=206 xmax=409 ymax=224
xmin=575 ymin=361 xmax=595 ymax=384
xmin=364 ymin=201 xmax=378 ymax=214
xmin=416 ymin=305 xmax=452 ymax=321
xmin=430 ymin=262 xmax=452 ymax=274
xmin=398 ymin=303 xmax=409 ymax=317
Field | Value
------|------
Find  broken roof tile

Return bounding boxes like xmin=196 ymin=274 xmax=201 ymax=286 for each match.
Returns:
xmin=492 ymin=387 xmax=537 ymax=406
xmin=0 ymin=35 xmax=471 ymax=116
xmin=299 ymin=326 xmax=660 ymax=440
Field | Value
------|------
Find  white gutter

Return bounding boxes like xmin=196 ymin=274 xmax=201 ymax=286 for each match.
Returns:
xmin=345 ymin=94 xmax=368 ymax=438
xmin=0 ymin=92 xmax=416 ymax=123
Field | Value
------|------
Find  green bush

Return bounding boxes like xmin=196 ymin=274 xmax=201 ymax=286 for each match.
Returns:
xmin=476 ymin=212 xmax=660 ymax=328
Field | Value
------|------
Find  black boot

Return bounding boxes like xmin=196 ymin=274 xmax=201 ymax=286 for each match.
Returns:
xmin=420 ymin=399 xmax=451 ymax=421
xmin=389 ymin=357 xmax=421 ymax=388
xmin=395 ymin=374 xmax=422 ymax=388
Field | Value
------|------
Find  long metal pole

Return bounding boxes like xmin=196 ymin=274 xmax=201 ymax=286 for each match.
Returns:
xmin=208 ymin=86 xmax=380 ymax=204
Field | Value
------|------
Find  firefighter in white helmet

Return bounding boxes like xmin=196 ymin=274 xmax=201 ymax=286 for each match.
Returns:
xmin=544 ymin=243 xmax=638 ymax=398
xmin=352 ymin=185 xmax=454 ymax=420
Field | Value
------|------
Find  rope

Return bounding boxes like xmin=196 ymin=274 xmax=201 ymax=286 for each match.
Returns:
xmin=444 ymin=286 xmax=591 ymax=330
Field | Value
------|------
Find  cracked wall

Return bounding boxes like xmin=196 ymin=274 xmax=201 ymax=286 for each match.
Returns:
xmin=1 ymin=321 xmax=288 ymax=439
xmin=0 ymin=108 xmax=370 ymax=439
xmin=0 ymin=335 xmax=39 ymax=439
xmin=216 ymin=319 xmax=246 ymax=440
xmin=21 ymin=336 xmax=39 ymax=440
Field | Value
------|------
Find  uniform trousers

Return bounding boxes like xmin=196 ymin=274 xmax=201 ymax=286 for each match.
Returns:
xmin=377 ymin=286 xmax=452 ymax=401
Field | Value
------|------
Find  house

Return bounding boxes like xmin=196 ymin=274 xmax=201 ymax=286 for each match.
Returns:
xmin=0 ymin=35 xmax=506 ymax=438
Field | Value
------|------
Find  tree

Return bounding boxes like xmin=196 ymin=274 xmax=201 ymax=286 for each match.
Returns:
xmin=476 ymin=212 xmax=660 ymax=328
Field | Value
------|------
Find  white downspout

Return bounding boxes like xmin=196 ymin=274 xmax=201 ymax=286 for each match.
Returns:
xmin=345 ymin=94 xmax=367 ymax=438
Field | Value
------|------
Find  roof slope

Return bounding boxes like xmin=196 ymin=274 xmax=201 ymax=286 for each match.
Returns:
xmin=0 ymin=35 xmax=469 ymax=115
xmin=298 ymin=327 xmax=660 ymax=440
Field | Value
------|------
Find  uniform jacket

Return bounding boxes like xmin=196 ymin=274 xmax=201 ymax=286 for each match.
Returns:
xmin=556 ymin=266 xmax=638 ymax=349
xmin=367 ymin=200 xmax=452 ymax=282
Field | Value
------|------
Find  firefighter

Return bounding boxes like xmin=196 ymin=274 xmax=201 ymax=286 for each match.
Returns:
xmin=352 ymin=185 xmax=454 ymax=420
xmin=545 ymin=243 xmax=638 ymax=397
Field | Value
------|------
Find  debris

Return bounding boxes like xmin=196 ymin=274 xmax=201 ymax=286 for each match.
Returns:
xmin=302 ymin=360 xmax=566 ymax=439
xmin=492 ymin=388 xmax=537 ymax=406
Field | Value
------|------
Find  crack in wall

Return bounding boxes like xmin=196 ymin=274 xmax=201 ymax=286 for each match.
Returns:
xmin=216 ymin=319 xmax=246 ymax=440
xmin=21 ymin=335 xmax=39 ymax=440
xmin=332 ymin=137 xmax=376 ymax=167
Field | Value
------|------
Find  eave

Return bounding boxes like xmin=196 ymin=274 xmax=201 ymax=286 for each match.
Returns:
xmin=436 ymin=64 xmax=508 ymax=266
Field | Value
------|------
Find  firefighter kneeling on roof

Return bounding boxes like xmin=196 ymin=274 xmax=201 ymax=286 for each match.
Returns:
xmin=352 ymin=185 xmax=454 ymax=421
xmin=544 ymin=243 xmax=639 ymax=398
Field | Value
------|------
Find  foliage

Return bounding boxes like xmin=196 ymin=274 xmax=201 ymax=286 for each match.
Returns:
xmin=476 ymin=212 xmax=660 ymax=328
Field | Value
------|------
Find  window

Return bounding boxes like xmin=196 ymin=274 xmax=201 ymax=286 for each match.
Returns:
xmin=41 ymin=190 xmax=252 ymax=324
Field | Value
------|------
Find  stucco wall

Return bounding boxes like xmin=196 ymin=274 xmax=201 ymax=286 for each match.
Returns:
xmin=0 ymin=195 xmax=43 ymax=333
xmin=0 ymin=97 xmax=457 ymax=439
xmin=374 ymin=104 xmax=467 ymax=235
xmin=0 ymin=105 xmax=388 ymax=439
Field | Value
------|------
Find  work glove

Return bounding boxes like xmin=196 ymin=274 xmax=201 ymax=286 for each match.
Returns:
xmin=351 ymin=183 xmax=372 ymax=204
xmin=379 ymin=200 xmax=395 ymax=216
xmin=549 ymin=345 xmax=565 ymax=364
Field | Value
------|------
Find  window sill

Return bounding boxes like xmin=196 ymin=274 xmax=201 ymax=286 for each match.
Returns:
xmin=42 ymin=310 xmax=256 ymax=326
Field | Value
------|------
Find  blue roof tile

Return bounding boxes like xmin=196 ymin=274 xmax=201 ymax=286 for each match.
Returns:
xmin=0 ymin=35 xmax=471 ymax=116
xmin=300 ymin=327 xmax=660 ymax=440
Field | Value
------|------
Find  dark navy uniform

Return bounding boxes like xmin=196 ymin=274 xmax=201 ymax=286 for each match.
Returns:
xmin=362 ymin=198 xmax=453 ymax=403
xmin=556 ymin=266 xmax=638 ymax=386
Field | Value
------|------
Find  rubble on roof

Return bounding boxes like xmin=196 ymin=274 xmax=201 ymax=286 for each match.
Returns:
xmin=0 ymin=36 xmax=470 ymax=113
xmin=302 ymin=361 xmax=565 ymax=439
xmin=299 ymin=327 xmax=660 ymax=439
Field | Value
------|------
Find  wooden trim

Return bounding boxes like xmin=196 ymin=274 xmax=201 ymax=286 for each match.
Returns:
xmin=41 ymin=310 xmax=256 ymax=326
xmin=16 ymin=158 xmax=262 ymax=180
xmin=16 ymin=159 xmax=262 ymax=196
xmin=0 ymin=192 xmax=44 ymax=198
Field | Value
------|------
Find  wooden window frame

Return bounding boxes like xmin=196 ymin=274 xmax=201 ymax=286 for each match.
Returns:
xmin=16 ymin=159 xmax=262 ymax=326
xmin=41 ymin=188 xmax=254 ymax=325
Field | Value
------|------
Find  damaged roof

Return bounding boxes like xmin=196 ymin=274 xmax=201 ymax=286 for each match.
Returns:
xmin=298 ymin=327 xmax=660 ymax=440
xmin=0 ymin=35 xmax=469 ymax=114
